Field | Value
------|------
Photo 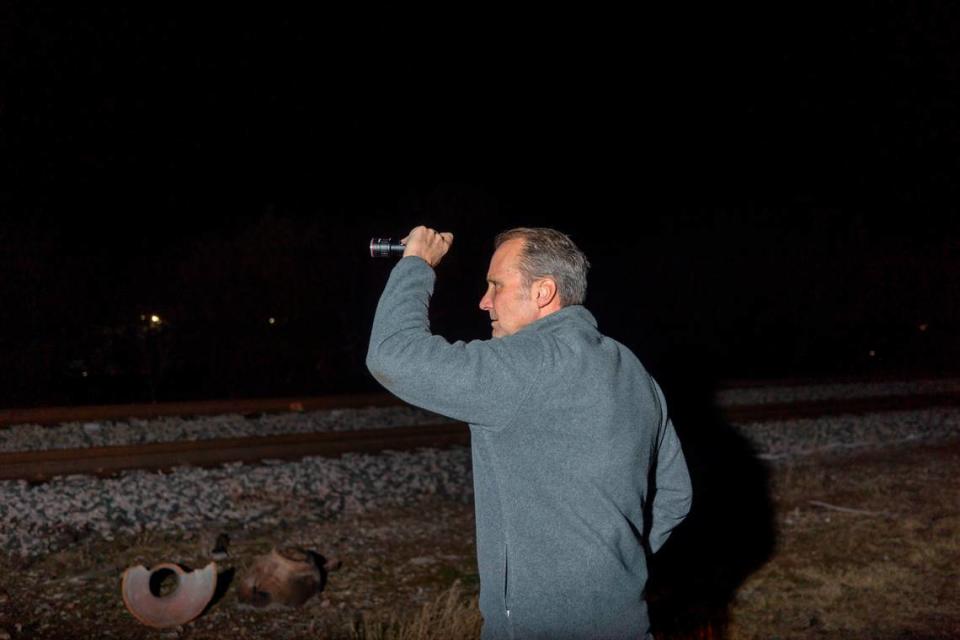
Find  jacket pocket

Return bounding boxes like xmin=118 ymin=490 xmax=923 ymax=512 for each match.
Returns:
xmin=503 ymin=543 xmax=511 ymax=617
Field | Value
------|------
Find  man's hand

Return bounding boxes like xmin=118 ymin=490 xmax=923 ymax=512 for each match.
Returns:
xmin=401 ymin=226 xmax=454 ymax=268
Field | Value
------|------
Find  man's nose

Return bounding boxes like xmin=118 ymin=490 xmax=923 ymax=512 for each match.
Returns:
xmin=479 ymin=292 xmax=492 ymax=311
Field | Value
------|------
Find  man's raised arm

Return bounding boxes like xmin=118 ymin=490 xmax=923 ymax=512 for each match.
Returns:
xmin=365 ymin=226 xmax=543 ymax=430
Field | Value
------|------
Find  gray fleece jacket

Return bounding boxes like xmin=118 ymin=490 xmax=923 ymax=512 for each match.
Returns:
xmin=366 ymin=257 xmax=692 ymax=640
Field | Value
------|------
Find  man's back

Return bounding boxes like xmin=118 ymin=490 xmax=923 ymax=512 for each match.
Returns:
xmin=466 ymin=304 xmax=687 ymax=639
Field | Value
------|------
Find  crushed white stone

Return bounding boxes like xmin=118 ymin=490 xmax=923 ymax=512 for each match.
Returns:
xmin=1 ymin=380 xmax=959 ymax=557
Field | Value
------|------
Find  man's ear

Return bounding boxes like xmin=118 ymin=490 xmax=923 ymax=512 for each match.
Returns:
xmin=535 ymin=278 xmax=559 ymax=309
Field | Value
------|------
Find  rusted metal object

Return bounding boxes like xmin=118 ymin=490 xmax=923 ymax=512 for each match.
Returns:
xmin=121 ymin=562 xmax=218 ymax=628
xmin=237 ymin=547 xmax=332 ymax=608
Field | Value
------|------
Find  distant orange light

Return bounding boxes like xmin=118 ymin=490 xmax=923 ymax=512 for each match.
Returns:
xmin=918 ymin=323 xmax=928 ymax=332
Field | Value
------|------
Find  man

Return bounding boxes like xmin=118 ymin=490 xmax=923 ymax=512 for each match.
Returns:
xmin=367 ymin=225 xmax=692 ymax=639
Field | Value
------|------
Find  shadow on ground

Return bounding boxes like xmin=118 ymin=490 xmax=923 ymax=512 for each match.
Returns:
xmin=647 ymin=369 xmax=777 ymax=639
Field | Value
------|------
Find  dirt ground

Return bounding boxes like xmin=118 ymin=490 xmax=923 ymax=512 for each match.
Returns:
xmin=724 ymin=440 xmax=960 ymax=639
xmin=0 ymin=440 xmax=957 ymax=639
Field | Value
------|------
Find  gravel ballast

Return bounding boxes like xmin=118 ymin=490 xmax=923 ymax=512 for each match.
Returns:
xmin=0 ymin=447 xmax=473 ymax=558
xmin=736 ymin=407 xmax=960 ymax=459
xmin=0 ymin=406 xmax=447 ymax=453
xmin=714 ymin=377 xmax=960 ymax=406
xmin=2 ymin=378 xmax=958 ymax=454
xmin=1 ymin=380 xmax=959 ymax=558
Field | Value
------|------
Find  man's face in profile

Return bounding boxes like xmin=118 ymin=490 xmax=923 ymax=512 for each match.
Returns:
xmin=479 ymin=238 xmax=540 ymax=338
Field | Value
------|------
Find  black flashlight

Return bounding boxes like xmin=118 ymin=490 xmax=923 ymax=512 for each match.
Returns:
xmin=369 ymin=238 xmax=405 ymax=258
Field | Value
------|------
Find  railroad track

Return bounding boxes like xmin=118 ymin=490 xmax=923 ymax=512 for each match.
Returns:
xmin=0 ymin=422 xmax=469 ymax=481
xmin=0 ymin=392 xmax=404 ymax=427
xmin=1 ymin=391 xmax=959 ymax=482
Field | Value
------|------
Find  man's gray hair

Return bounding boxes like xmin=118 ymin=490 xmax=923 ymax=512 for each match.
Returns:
xmin=495 ymin=227 xmax=591 ymax=306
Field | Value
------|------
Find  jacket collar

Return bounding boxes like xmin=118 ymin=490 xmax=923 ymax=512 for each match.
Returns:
xmin=517 ymin=305 xmax=598 ymax=335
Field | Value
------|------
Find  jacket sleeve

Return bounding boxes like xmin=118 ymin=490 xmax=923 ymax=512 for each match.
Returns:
xmin=366 ymin=256 xmax=543 ymax=430
xmin=647 ymin=384 xmax=693 ymax=553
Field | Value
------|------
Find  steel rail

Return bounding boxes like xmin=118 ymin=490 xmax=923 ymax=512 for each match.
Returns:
xmin=2 ymin=372 xmax=956 ymax=427
xmin=0 ymin=422 xmax=468 ymax=481
xmin=0 ymin=393 xmax=403 ymax=427
xmin=1 ymin=393 xmax=959 ymax=482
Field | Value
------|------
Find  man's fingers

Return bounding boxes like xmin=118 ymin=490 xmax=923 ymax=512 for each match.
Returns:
xmin=400 ymin=226 xmax=454 ymax=267
xmin=405 ymin=227 xmax=452 ymax=244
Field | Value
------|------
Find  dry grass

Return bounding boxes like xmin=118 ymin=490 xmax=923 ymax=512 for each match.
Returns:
xmin=346 ymin=580 xmax=481 ymax=640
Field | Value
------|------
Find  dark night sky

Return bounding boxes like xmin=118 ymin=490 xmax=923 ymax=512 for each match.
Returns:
xmin=1 ymin=5 xmax=959 ymax=405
